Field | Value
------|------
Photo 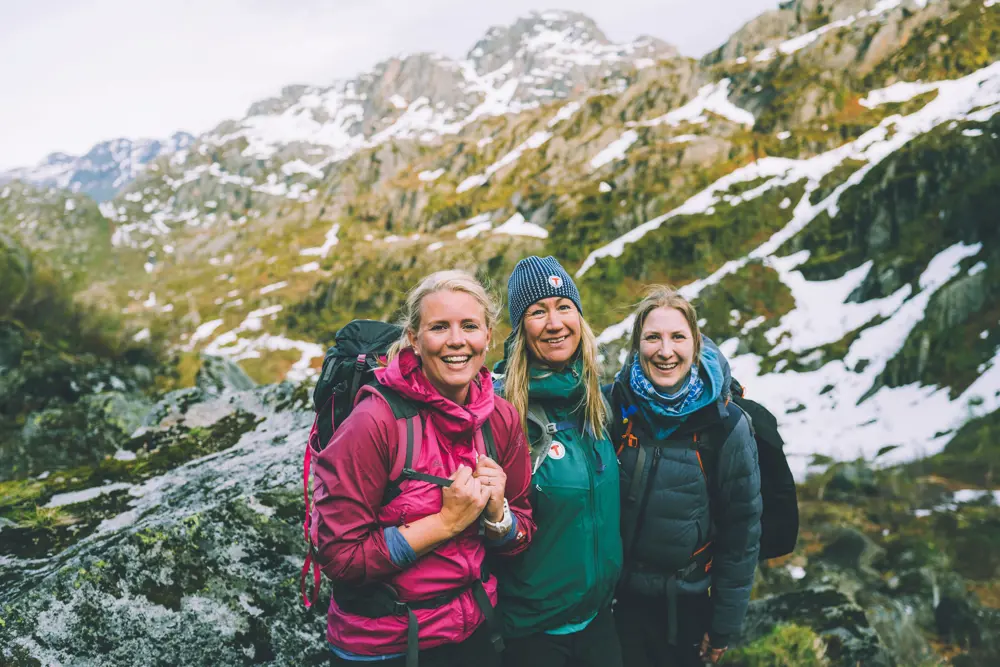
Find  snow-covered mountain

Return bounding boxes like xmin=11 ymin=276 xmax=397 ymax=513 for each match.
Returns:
xmin=199 ymin=10 xmax=676 ymax=164
xmin=5 ymin=3 xmax=1000 ymax=665
xmin=0 ymin=132 xmax=194 ymax=202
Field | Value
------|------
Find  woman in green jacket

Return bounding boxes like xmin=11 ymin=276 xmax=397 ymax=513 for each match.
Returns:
xmin=492 ymin=256 xmax=623 ymax=667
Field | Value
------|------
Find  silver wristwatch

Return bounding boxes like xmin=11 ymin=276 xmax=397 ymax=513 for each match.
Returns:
xmin=483 ymin=498 xmax=512 ymax=533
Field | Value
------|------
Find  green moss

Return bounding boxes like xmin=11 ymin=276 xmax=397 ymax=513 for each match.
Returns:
xmin=914 ymin=407 xmax=1000 ymax=487
xmin=864 ymin=3 xmax=1000 ymax=86
xmin=578 ymin=181 xmax=808 ymax=331
xmin=722 ymin=624 xmax=828 ymax=667
xmin=238 ymin=349 xmax=304 ymax=385
xmin=695 ymin=260 xmax=796 ymax=358
xmin=810 ymin=159 xmax=867 ymax=205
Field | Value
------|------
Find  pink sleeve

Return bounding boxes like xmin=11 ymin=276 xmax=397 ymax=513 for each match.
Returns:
xmin=492 ymin=401 xmax=535 ymax=556
xmin=312 ymin=398 xmax=403 ymax=584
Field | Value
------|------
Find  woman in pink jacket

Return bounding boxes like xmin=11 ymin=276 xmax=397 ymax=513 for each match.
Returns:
xmin=313 ymin=270 xmax=535 ymax=667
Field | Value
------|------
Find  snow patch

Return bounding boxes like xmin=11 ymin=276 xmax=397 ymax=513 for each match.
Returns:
xmin=294 ymin=262 xmax=320 ymax=273
xmin=204 ymin=333 xmax=323 ymax=383
xmin=590 ymin=130 xmax=639 ymax=170
xmin=492 ymin=213 xmax=548 ymax=238
xmin=457 ymin=221 xmax=492 ymax=239
xmin=280 ymin=160 xmax=324 ymax=179
xmin=633 ymin=79 xmax=754 ymax=128
xmin=860 ymin=81 xmax=939 ymax=108
xmin=418 ymin=168 xmax=445 ymax=181
xmin=456 ymin=174 xmax=488 ymax=193
xmin=299 ymin=223 xmax=339 ymax=258
xmin=458 ymin=130 xmax=553 ymax=191
xmin=547 ymin=101 xmax=582 ymax=127
xmin=258 ymin=281 xmax=288 ymax=295
xmin=187 ymin=319 xmax=225 ymax=350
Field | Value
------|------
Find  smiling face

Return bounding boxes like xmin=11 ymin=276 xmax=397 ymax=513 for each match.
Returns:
xmin=522 ymin=297 xmax=582 ymax=370
xmin=407 ymin=289 xmax=491 ymax=404
xmin=638 ymin=306 xmax=697 ymax=393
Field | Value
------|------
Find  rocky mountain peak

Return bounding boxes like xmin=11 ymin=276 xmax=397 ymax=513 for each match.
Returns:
xmin=0 ymin=132 xmax=195 ymax=203
xmin=467 ymin=10 xmax=610 ymax=74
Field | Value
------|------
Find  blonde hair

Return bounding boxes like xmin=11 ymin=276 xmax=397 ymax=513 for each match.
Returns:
xmin=503 ymin=309 xmax=607 ymax=438
xmin=387 ymin=270 xmax=502 ymax=360
xmin=629 ymin=285 xmax=702 ymax=361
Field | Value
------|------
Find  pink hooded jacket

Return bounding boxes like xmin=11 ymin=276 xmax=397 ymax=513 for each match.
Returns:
xmin=312 ymin=347 xmax=535 ymax=656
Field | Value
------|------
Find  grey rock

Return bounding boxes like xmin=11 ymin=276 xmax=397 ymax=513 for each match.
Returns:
xmin=195 ymin=355 xmax=256 ymax=396
xmin=824 ymin=461 xmax=880 ymax=499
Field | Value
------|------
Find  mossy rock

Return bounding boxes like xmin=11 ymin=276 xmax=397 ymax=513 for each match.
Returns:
xmin=742 ymin=587 xmax=892 ymax=667
xmin=723 ymin=623 xmax=829 ymax=667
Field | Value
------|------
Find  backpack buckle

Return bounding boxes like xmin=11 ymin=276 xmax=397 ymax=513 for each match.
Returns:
xmin=544 ymin=423 xmax=558 ymax=435
xmin=391 ymin=601 xmax=408 ymax=616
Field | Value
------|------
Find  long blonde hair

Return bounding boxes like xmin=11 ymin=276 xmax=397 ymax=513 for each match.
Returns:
xmin=503 ymin=310 xmax=607 ymax=437
xmin=628 ymin=285 xmax=702 ymax=361
xmin=387 ymin=269 xmax=502 ymax=361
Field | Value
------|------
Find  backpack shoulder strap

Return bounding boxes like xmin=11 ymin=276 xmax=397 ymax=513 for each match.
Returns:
xmin=364 ymin=384 xmax=454 ymax=503
xmin=525 ymin=403 xmax=554 ymax=473
xmin=370 ymin=383 xmax=419 ymax=420
xmin=481 ymin=419 xmax=497 ymax=461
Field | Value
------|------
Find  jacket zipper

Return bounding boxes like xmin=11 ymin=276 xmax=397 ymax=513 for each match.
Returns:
xmin=586 ymin=436 xmax=599 ymax=611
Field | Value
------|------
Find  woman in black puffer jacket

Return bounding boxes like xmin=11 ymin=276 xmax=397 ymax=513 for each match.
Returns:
xmin=607 ymin=286 xmax=762 ymax=667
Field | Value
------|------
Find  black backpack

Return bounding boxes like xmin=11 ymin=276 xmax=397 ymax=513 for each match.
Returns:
xmin=311 ymin=319 xmax=402 ymax=453
xmin=725 ymin=378 xmax=798 ymax=560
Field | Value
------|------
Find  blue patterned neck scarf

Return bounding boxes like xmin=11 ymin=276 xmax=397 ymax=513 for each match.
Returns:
xmin=628 ymin=353 xmax=705 ymax=436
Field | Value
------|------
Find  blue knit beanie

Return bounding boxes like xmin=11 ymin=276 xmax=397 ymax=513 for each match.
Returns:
xmin=507 ymin=256 xmax=583 ymax=326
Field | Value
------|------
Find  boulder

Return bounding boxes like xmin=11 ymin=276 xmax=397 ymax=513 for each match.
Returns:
xmin=195 ymin=355 xmax=256 ymax=396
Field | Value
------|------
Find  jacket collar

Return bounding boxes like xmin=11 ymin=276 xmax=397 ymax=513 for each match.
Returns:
xmin=376 ymin=347 xmax=495 ymax=438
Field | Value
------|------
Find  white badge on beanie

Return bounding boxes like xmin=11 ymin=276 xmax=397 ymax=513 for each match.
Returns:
xmin=548 ymin=275 xmax=563 ymax=288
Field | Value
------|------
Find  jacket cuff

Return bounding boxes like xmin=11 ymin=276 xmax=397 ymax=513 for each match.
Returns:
xmin=384 ymin=526 xmax=418 ymax=568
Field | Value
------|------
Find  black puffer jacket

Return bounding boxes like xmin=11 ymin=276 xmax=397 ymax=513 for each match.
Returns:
xmin=607 ymin=338 xmax=762 ymax=647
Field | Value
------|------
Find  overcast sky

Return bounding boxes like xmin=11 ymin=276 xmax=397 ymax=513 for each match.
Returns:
xmin=0 ymin=0 xmax=779 ymax=170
